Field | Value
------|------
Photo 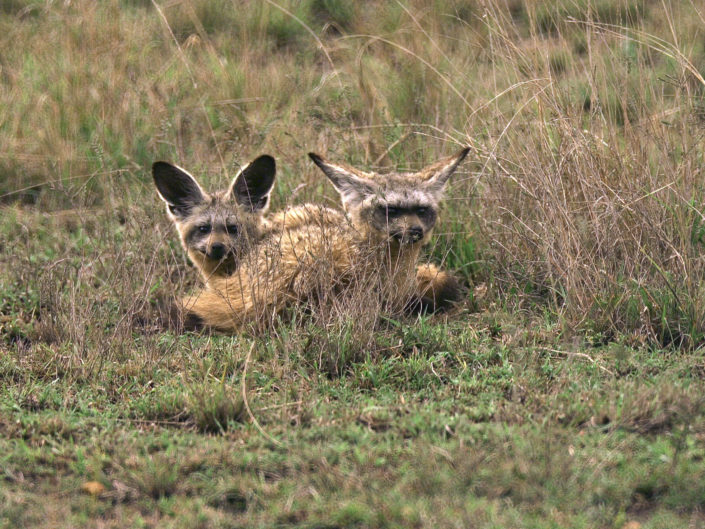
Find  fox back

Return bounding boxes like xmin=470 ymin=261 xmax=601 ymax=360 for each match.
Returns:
xmin=152 ymin=155 xmax=276 ymax=283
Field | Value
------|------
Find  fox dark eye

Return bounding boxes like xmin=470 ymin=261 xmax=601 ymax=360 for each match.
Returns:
xmin=198 ymin=224 xmax=211 ymax=234
xmin=226 ymin=224 xmax=239 ymax=235
xmin=416 ymin=207 xmax=428 ymax=216
xmin=386 ymin=206 xmax=400 ymax=217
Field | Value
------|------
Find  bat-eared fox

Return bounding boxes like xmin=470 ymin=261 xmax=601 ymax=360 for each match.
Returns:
xmin=180 ymin=148 xmax=469 ymax=332
xmin=152 ymin=155 xmax=275 ymax=284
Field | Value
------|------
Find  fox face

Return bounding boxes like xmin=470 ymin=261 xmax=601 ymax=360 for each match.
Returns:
xmin=308 ymin=148 xmax=469 ymax=247
xmin=152 ymin=155 xmax=276 ymax=281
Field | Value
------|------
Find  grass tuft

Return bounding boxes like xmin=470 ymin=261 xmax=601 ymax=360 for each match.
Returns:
xmin=184 ymin=377 xmax=246 ymax=433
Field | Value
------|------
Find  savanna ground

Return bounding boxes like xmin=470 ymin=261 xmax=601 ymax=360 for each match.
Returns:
xmin=2 ymin=0 xmax=705 ymax=527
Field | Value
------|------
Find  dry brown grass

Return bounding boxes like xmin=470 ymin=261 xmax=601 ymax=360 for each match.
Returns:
xmin=2 ymin=0 xmax=705 ymax=353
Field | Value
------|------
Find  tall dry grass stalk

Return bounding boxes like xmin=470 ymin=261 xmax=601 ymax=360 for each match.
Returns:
xmin=463 ymin=1 xmax=705 ymax=346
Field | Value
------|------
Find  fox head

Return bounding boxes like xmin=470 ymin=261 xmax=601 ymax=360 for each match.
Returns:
xmin=152 ymin=155 xmax=276 ymax=280
xmin=309 ymin=148 xmax=469 ymax=247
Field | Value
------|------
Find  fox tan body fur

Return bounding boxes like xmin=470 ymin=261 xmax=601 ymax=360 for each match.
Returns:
xmin=182 ymin=148 xmax=469 ymax=332
xmin=152 ymin=155 xmax=276 ymax=284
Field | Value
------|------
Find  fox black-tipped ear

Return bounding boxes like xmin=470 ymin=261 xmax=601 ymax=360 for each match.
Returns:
xmin=152 ymin=162 xmax=206 ymax=218
xmin=230 ymin=155 xmax=276 ymax=212
xmin=421 ymin=147 xmax=471 ymax=193
xmin=308 ymin=152 xmax=375 ymax=207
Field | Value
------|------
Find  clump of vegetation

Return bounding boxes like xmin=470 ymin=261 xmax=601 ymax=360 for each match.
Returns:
xmin=184 ymin=377 xmax=246 ymax=433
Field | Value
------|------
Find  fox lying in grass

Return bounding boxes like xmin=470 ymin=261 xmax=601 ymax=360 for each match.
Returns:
xmin=308 ymin=151 xmax=467 ymax=314
xmin=181 ymin=148 xmax=469 ymax=332
xmin=152 ymin=155 xmax=276 ymax=284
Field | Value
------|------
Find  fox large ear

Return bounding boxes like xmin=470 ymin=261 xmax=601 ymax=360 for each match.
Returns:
xmin=419 ymin=147 xmax=470 ymax=194
xmin=152 ymin=162 xmax=206 ymax=218
xmin=230 ymin=155 xmax=276 ymax=212
xmin=308 ymin=152 xmax=375 ymax=207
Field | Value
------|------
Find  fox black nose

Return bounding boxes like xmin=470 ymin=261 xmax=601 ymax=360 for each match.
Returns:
xmin=407 ymin=226 xmax=424 ymax=242
xmin=392 ymin=227 xmax=424 ymax=244
xmin=208 ymin=243 xmax=226 ymax=260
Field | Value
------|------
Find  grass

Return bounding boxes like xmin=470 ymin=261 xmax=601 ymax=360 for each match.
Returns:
xmin=3 ymin=322 xmax=705 ymax=527
xmin=2 ymin=0 xmax=705 ymax=527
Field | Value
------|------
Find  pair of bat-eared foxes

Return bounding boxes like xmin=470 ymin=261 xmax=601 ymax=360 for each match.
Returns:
xmin=152 ymin=147 xmax=470 ymax=333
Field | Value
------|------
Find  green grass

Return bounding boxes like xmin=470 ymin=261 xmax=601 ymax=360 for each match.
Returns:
xmin=3 ymin=0 xmax=705 ymax=527
xmin=3 ymin=320 xmax=705 ymax=527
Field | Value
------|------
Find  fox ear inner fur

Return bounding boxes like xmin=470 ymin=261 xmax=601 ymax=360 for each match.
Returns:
xmin=152 ymin=162 xmax=206 ymax=218
xmin=230 ymin=154 xmax=276 ymax=212
xmin=420 ymin=147 xmax=471 ymax=193
xmin=308 ymin=152 xmax=375 ymax=207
